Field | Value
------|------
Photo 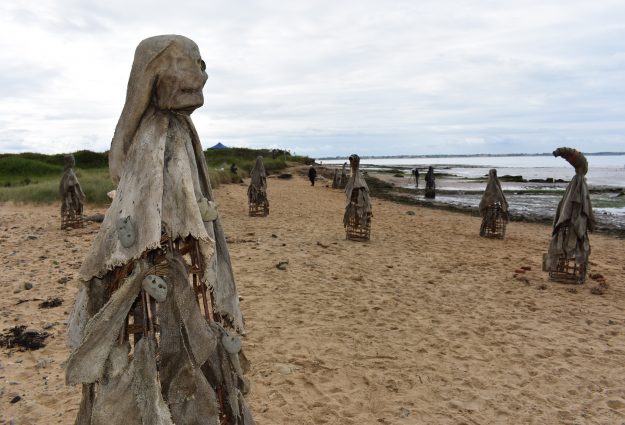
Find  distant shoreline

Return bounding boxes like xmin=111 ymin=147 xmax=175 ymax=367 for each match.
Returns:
xmin=318 ymin=152 xmax=625 ymax=160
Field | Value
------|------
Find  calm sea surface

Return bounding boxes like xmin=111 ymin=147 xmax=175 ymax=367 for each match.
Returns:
xmin=323 ymin=155 xmax=625 ymax=229
xmin=323 ymin=155 xmax=625 ymax=187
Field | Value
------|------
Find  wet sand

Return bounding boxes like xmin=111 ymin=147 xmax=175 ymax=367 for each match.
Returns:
xmin=2 ymin=173 xmax=625 ymax=424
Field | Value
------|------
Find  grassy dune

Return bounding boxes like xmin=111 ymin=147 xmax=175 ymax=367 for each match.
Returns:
xmin=0 ymin=148 xmax=309 ymax=205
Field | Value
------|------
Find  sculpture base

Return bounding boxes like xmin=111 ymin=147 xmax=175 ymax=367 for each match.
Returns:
xmin=345 ymin=216 xmax=371 ymax=241
xmin=546 ymin=255 xmax=586 ymax=284
xmin=61 ymin=210 xmax=84 ymax=230
xmin=480 ymin=204 xmax=507 ymax=239
xmin=249 ymin=202 xmax=269 ymax=217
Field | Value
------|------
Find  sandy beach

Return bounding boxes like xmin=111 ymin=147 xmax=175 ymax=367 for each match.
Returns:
xmin=2 ymin=172 xmax=625 ymax=424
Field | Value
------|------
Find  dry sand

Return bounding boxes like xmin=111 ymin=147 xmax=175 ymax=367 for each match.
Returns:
xmin=1 ymin=173 xmax=625 ymax=424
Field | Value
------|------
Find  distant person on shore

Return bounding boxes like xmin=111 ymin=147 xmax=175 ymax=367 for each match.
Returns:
xmin=425 ymin=166 xmax=436 ymax=198
xmin=308 ymin=164 xmax=317 ymax=186
xmin=412 ymin=168 xmax=419 ymax=188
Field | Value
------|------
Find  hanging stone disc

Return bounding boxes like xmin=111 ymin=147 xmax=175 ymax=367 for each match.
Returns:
xmin=221 ymin=333 xmax=241 ymax=354
xmin=198 ymin=198 xmax=218 ymax=222
xmin=142 ymin=275 xmax=168 ymax=302
xmin=116 ymin=216 xmax=136 ymax=248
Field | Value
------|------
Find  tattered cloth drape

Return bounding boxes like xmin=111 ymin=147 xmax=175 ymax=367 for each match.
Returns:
xmin=545 ymin=147 xmax=594 ymax=272
xmin=66 ymin=35 xmax=254 ymax=425
xmin=247 ymin=156 xmax=268 ymax=207
xmin=344 ymin=154 xmax=372 ymax=230
xmin=479 ymin=169 xmax=509 ymax=220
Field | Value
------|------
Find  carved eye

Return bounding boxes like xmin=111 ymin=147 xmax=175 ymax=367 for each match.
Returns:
xmin=200 ymin=59 xmax=206 ymax=71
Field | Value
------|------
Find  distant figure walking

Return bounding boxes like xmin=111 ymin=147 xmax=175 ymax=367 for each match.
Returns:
xmin=412 ymin=168 xmax=419 ymax=188
xmin=425 ymin=166 xmax=436 ymax=199
xmin=308 ymin=164 xmax=317 ymax=186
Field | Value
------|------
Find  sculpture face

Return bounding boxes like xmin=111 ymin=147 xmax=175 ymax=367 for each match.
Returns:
xmin=154 ymin=43 xmax=208 ymax=112
xmin=64 ymin=154 xmax=76 ymax=170
xmin=349 ymin=154 xmax=360 ymax=170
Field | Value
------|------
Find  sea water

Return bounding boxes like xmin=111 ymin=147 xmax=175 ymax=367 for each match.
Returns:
xmin=323 ymin=155 xmax=625 ymax=231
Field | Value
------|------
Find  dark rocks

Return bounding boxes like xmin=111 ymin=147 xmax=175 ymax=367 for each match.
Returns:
xmin=24 ymin=282 xmax=33 ymax=290
xmin=39 ymin=297 xmax=63 ymax=309
xmin=85 ymin=213 xmax=105 ymax=223
xmin=10 ymin=395 xmax=22 ymax=403
xmin=0 ymin=326 xmax=50 ymax=351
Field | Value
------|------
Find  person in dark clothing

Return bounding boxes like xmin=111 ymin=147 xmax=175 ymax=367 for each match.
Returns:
xmin=308 ymin=165 xmax=317 ymax=186
xmin=412 ymin=168 xmax=419 ymax=188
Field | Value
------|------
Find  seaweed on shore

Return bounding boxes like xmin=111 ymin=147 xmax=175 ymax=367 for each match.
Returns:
xmin=0 ymin=326 xmax=50 ymax=351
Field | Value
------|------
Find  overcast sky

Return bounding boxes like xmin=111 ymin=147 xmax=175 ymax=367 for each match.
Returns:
xmin=1 ymin=0 xmax=624 ymax=158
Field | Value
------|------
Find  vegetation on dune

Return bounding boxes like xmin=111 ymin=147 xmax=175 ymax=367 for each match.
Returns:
xmin=0 ymin=148 xmax=311 ymax=205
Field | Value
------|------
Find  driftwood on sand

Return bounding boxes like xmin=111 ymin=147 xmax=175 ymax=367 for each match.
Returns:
xmin=544 ymin=147 xmax=594 ymax=283
xmin=479 ymin=169 xmax=509 ymax=239
xmin=59 ymin=154 xmax=86 ymax=229
xmin=247 ymin=156 xmax=269 ymax=216
xmin=344 ymin=154 xmax=372 ymax=241
xmin=66 ymin=35 xmax=255 ymax=425
xmin=425 ymin=166 xmax=436 ymax=199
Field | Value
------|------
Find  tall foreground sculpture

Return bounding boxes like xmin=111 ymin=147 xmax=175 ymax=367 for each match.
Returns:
xmin=545 ymin=147 xmax=594 ymax=283
xmin=66 ymin=35 xmax=255 ymax=424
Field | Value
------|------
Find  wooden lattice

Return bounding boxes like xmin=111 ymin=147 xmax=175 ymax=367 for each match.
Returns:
xmin=107 ymin=235 xmax=231 ymax=422
xmin=249 ymin=202 xmax=269 ymax=217
xmin=548 ymin=255 xmax=586 ymax=284
xmin=61 ymin=205 xmax=84 ymax=230
xmin=345 ymin=215 xmax=371 ymax=241
xmin=479 ymin=203 xmax=507 ymax=239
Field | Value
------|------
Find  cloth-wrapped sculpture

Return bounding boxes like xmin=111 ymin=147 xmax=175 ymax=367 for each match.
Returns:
xmin=332 ymin=168 xmax=339 ymax=189
xmin=338 ymin=162 xmax=348 ymax=189
xmin=60 ymin=154 xmax=86 ymax=229
xmin=247 ymin=156 xmax=269 ymax=216
xmin=344 ymin=154 xmax=372 ymax=241
xmin=425 ymin=166 xmax=436 ymax=199
xmin=545 ymin=147 xmax=594 ymax=283
xmin=65 ymin=35 xmax=255 ymax=425
xmin=479 ymin=169 xmax=509 ymax=238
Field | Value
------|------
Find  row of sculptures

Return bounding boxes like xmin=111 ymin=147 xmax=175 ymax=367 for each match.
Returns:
xmin=330 ymin=148 xmax=594 ymax=285
xmin=61 ymin=35 xmax=594 ymax=424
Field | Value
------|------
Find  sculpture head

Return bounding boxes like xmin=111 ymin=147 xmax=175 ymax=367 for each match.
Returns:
xmin=64 ymin=154 xmax=75 ymax=171
xmin=109 ymin=35 xmax=209 ymax=184
xmin=349 ymin=154 xmax=360 ymax=170
xmin=489 ymin=168 xmax=497 ymax=179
